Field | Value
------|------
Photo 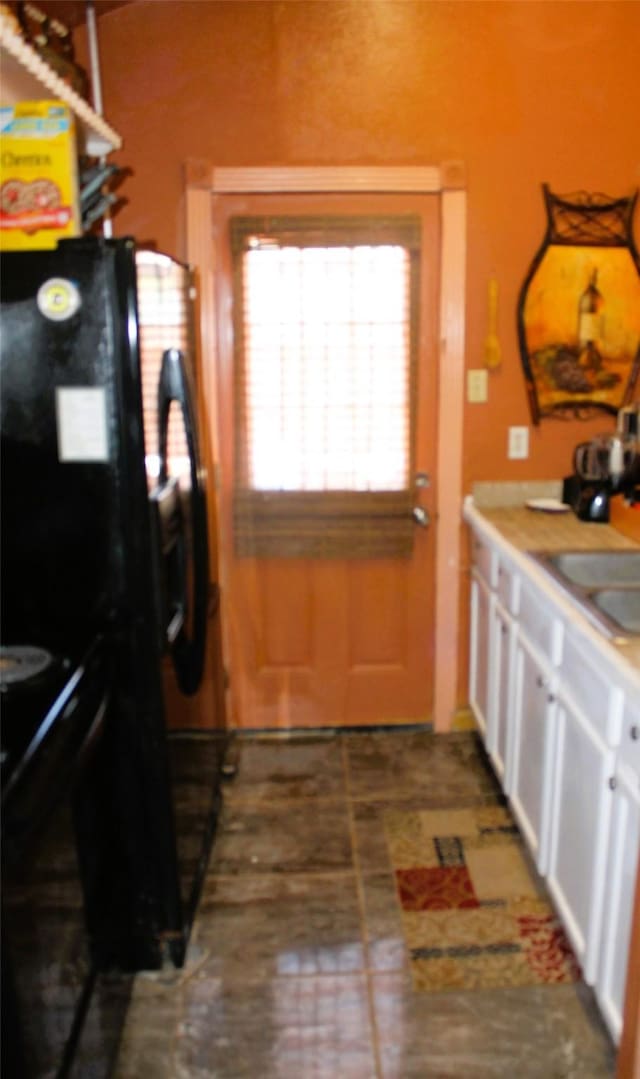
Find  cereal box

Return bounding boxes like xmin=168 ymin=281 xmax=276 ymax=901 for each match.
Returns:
xmin=0 ymin=100 xmax=80 ymax=250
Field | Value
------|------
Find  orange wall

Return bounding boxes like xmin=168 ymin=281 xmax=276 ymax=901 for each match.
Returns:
xmin=83 ymin=0 xmax=640 ymax=491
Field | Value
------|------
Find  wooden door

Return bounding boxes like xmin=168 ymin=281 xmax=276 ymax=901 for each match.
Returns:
xmin=214 ymin=193 xmax=440 ymax=730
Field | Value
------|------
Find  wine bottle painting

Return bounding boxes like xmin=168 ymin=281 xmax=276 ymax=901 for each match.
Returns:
xmin=518 ymin=186 xmax=640 ymax=423
xmin=577 ymin=268 xmax=603 ymax=377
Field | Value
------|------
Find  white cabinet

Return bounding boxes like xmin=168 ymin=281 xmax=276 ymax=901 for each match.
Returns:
xmin=466 ymin=530 xmax=496 ymax=742
xmin=510 ymin=631 xmax=556 ymax=874
xmin=489 ymin=556 xmax=518 ymax=788
xmin=546 ymin=632 xmax=620 ymax=986
xmin=468 ymin=527 xmax=551 ymax=861
xmin=464 ymin=499 xmax=640 ymax=1045
xmin=469 ymin=562 xmax=492 ymax=741
xmin=546 ymin=685 xmax=615 ymax=984
xmin=469 ymin=538 xmax=518 ymax=784
xmin=469 ymin=532 xmax=557 ymax=856
xmin=509 ymin=571 xmax=561 ymax=875
xmin=488 ymin=598 xmax=514 ymax=788
xmin=596 ymin=698 xmax=640 ymax=1042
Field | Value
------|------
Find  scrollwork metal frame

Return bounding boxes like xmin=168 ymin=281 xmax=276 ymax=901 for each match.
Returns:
xmin=517 ymin=185 xmax=640 ymax=424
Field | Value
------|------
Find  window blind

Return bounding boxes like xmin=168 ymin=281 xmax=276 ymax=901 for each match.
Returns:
xmin=135 ymin=250 xmax=193 ymax=486
xmin=230 ymin=216 xmax=421 ymax=558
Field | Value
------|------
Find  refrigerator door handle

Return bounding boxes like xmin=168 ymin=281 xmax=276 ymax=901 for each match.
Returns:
xmin=149 ymin=477 xmax=186 ymax=645
xmin=157 ymin=348 xmax=209 ymax=696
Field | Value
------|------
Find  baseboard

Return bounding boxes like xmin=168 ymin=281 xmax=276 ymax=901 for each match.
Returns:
xmin=451 ymin=707 xmax=478 ymax=731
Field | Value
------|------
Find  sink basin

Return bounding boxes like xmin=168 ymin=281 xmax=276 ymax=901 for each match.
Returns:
xmin=592 ymin=589 xmax=640 ymax=634
xmin=528 ymin=548 xmax=640 ymax=639
xmin=539 ymin=549 xmax=640 ymax=588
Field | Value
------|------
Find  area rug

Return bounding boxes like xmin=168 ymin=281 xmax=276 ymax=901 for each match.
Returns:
xmin=384 ymin=803 xmax=581 ymax=992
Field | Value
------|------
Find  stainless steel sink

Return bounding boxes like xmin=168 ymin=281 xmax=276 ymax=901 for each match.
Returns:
xmin=591 ymin=589 xmax=640 ymax=635
xmin=528 ymin=549 xmax=640 ymax=639
xmin=537 ymin=549 xmax=640 ymax=588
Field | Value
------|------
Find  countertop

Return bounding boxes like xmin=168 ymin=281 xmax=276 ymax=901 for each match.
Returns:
xmin=465 ymin=491 xmax=640 ymax=675
xmin=472 ymin=503 xmax=638 ymax=554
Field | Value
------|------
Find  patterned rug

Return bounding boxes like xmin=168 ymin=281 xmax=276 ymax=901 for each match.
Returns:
xmin=384 ymin=803 xmax=581 ymax=992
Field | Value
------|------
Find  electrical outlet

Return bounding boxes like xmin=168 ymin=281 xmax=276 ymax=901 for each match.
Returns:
xmin=467 ymin=369 xmax=488 ymax=403
xmin=508 ymin=426 xmax=529 ymax=459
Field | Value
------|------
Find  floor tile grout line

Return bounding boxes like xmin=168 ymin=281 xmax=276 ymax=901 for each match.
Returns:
xmin=222 ymin=791 xmax=502 ymax=809
xmin=221 ymin=795 xmax=351 ymax=809
xmin=204 ymin=869 xmax=359 ymax=882
xmin=137 ymin=966 xmax=406 ymax=992
xmin=341 ymin=736 xmax=385 ymax=1079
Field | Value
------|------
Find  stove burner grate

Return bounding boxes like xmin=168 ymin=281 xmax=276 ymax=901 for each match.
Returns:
xmin=0 ymin=646 xmax=54 ymax=688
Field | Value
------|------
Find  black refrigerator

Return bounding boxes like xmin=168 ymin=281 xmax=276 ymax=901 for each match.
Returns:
xmin=1 ymin=236 xmax=227 ymax=1077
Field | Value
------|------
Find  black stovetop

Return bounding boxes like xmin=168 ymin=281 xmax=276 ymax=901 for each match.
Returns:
xmin=1 ymin=637 xmax=110 ymax=851
xmin=1 ymin=647 xmax=74 ymax=776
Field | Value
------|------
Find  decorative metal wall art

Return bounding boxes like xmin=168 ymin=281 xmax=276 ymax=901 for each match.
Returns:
xmin=517 ymin=185 xmax=640 ymax=423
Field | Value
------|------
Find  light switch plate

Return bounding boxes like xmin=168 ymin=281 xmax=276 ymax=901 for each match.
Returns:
xmin=508 ymin=425 xmax=529 ymax=459
xmin=467 ymin=369 xmax=488 ymax=403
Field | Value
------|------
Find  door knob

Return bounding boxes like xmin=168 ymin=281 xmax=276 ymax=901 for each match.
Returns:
xmin=412 ymin=506 xmax=430 ymax=528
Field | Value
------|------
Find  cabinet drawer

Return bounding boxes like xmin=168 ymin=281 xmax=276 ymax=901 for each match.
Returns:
xmin=519 ymin=576 xmax=562 ymax=663
xmin=471 ymin=533 xmax=496 ymax=587
xmin=559 ymin=631 xmax=621 ymax=745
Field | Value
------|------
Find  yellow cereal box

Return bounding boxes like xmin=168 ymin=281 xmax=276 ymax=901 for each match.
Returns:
xmin=0 ymin=100 xmax=80 ymax=250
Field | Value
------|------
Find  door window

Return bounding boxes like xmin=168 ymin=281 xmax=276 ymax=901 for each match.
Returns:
xmin=231 ymin=215 xmax=421 ymax=558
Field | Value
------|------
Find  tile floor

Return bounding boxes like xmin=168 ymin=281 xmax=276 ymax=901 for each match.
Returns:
xmin=107 ymin=729 xmax=616 ymax=1078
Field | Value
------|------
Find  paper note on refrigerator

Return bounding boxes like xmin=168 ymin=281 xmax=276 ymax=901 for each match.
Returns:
xmin=55 ymin=387 xmax=109 ymax=462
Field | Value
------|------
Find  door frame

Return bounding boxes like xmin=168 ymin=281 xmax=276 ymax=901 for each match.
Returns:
xmin=184 ymin=161 xmax=467 ymax=732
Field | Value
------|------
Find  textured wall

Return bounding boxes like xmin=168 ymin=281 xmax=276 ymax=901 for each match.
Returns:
xmin=81 ymin=0 xmax=640 ymax=488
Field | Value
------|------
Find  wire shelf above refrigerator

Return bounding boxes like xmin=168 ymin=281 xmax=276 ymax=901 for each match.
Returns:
xmin=0 ymin=11 xmax=122 ymax=157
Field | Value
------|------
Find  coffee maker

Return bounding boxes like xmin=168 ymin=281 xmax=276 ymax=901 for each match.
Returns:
xmin=563 ymin=472 xmax=611 ymax=522
xmin=617 ymin=403 xmax=640 ymax=453
xmin=565 ymin=404 xmax=640 ymax=521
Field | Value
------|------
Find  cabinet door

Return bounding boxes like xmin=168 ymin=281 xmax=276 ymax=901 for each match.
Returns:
xmin=469 ymin=568 xmax=491 ymax=741
xmin=596 ymin=760 xmax=640 ymax=1044
xmin=510 ymin=632 xmax=555 ymax=873
xmin=546 ymin=692 xmax=614 ymax=984
xmin=489 ymin=602 xmax=513 ymax=790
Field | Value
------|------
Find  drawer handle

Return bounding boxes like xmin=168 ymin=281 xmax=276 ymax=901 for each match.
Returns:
xmin=630 ymin=725 xmax=639 ymax=742
xmin=536 ymin=675 xmax=546 ymax=689
xmin=547 ymin=693 xmax=555 ymax=704
xmin=608 ymin=776 xmax=618 ymax=791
